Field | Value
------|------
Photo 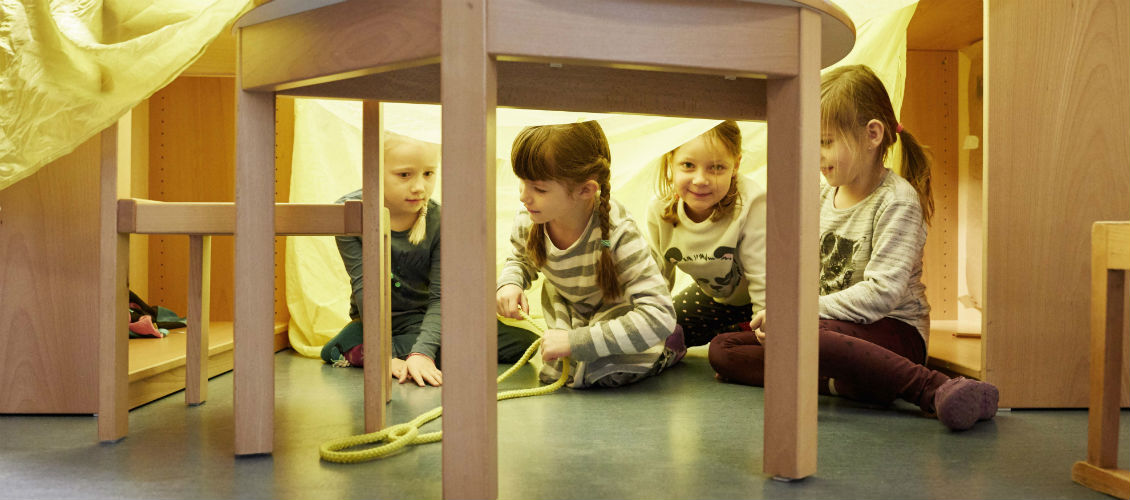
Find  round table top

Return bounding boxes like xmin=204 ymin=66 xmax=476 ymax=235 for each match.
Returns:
xmin=237 ymin=0 xmax=855 ymax=69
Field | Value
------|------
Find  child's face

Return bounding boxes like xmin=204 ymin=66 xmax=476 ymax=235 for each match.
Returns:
xmin=518 ymin=178 xmax=587 ymax=225
xmin=383 ymin=141 xmax=438 ymax=218
xmin=819 ymin=126 xmax=874 ymax=187
xmin=670 ymin=135 xmax=738 ymax=222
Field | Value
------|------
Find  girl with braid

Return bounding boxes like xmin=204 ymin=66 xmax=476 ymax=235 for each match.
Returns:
xmin=645 ymin=120 xmax=767 ymax=349
xmin=710 ymin=65 xmax=999 ymax=430
xmin=496 ymin=120 xmax=685 ymax=388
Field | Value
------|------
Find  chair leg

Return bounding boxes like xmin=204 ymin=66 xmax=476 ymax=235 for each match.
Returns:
xmin=186 ymin=235 xmax=212 ymax=406
xmin=99 ymin=121 xmax=130 ymax=442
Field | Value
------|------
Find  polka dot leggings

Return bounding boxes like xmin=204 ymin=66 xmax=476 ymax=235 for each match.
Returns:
xmin=673 ymin=285 xmax=754 ymax=347
xmin=708 ymin=317 xmax=951 ymax=412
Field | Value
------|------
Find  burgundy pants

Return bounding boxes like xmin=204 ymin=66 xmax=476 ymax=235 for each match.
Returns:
xmin=708 ymin=318 xmax=950 ymax=412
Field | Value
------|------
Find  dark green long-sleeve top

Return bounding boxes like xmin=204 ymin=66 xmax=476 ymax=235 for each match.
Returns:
xmin=335 ymin=190 xmax=442 ymax=360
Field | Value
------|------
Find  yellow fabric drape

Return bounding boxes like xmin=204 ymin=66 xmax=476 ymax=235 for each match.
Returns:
xmin=0 ymin=0 xmax=251 ymax=192
xmin=285 ymin=0 xmax=921 ymax=357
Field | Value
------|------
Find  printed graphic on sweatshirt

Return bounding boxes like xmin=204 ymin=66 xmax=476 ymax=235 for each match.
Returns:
xmin=819 ymin=231 xmax=860 ymax=295
xmin=664 ymin=246 xmax=742 ymax=296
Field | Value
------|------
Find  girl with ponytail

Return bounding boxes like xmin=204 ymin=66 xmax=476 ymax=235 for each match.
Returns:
xmin=710 ymin=65 xmax=1000 ymax=431
xmin=496 ymin=120 xmax=683 ymax=388
xmin=322 ymin=133 xmax=538 ymax=386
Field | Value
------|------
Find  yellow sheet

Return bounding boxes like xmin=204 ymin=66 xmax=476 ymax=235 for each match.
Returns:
xmin=0 ymin=0 xmax=251 ymax=191
xmin=285 ymin=0 xmax=921 ymax=358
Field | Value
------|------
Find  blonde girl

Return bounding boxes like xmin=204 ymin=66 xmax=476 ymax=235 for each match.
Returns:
xmin=496 ymin=121 xmax=684 ymax=388
xmin=709 ymin=65 xmax=999 ymax=431
xmin=646 ymin=120 xmax=767 ymax=348
xmin=322 ymin=133 xmax=537 ymax=386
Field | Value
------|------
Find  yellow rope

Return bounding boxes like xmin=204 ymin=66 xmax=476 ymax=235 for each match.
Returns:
xmin=319 ymin=312 xmax=568 ymax=463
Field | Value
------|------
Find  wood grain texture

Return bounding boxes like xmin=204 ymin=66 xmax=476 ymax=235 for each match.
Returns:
xmin=1087 ymin=223 xmax=1128 ymax=468
xmin=985 ymin=0 xmax=1130 ymax=407
xmin=146 ymin=78 xmax=291 ymax=326
xmin=280 ymin=62 xmax=770 ymax=121
xmin=762 ymin=7 xmax=819 ymax=481
xmin=907 ymin=0 xmax=983 ymax=51
xmin=98 ymin=122 xmax=130 ymax=441
xmin=233 ymin=79 xmax=277 ymax=455
xmin=127 ymin=321 xmax=287 ymax=409
xmin=441 ymin=0 xmax=498 ymax=496
xmin=1072 ymin=461 xmax=1130 ymax=500
xmin=0 ymin=132 xmax=101 ymax=414
xmin=489 ymin=0 xmax=799 ymax=78
xmin=185 ymin=235 xmax=212 ymax=405
xmin=119 ymin=200 xmax=361 ymax=235
xmin=240 ymin=0 xmax=440 ymax=90
xmin=904 ymin=50 xmax=959 ymax=321
xmin=361 ymin=101 xmax=390 ymax=432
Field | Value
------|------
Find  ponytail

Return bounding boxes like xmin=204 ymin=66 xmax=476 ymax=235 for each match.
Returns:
xmin=897 ymin=128 xmax=933 ymax=225
xmin=407 ymin=201 xmax=429 ymax=244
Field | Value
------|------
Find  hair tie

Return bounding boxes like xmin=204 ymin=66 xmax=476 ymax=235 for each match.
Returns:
xmin=599 ymin=239 xmax=611 ymax=248
xmin=895 ymin=123 xmax=904 ymax=134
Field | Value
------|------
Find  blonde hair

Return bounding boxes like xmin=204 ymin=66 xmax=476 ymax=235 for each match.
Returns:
xmin=511 ymin=120 xmax=621 ymax=302
xmin=820 ymin=65 xmax=934 ymax=225
xmin=654 ymin=120 xmax=743 ymax=226
xmin=384 ymin=132 xmax=439 ymax=244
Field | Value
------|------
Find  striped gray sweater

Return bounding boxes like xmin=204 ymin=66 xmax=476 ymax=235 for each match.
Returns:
xmin=818 ymin=169 xmax=931 ymax=341
xmin=497 ymin=198 xmax=676 ymax=363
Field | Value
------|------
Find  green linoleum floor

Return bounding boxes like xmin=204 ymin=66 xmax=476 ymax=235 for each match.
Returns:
xmin=1 ymin=346 xmax=1125 ymax=500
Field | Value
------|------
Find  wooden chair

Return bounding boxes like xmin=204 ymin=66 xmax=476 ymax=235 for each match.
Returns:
xmin=98 ymin=136 xmax=387 ymax=437
xmin=231 ymin=1 xmax=854 ymax=496
xmin=1072 ymin=221 xmax=1130 ymax=499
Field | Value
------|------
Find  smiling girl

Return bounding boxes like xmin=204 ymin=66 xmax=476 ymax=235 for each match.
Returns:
xmin=645 ymin=120 xmax=767 ymax=349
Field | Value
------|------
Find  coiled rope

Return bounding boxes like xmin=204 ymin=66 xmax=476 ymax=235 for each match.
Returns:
xmin=319 ymin=312 xmax=568 ymax=463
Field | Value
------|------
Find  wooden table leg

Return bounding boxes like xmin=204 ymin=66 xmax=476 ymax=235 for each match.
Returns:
xmin=762 ymin=6 xmax=821 ymax=481
xmin=233 ymin=84 xmax=277 ymax=456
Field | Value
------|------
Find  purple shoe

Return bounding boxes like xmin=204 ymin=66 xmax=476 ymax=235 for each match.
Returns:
xmin=934 ymin=377 xmax=999 ymax=431
xmin=664 ymin=325 xmax=687 ymax=367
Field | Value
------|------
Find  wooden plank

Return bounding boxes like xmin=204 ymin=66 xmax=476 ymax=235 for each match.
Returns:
xmin=147 ymin=77 xmax=237 ymax=323
xmin=127 ymin=322 xmax=287 ymax=409
xmin=926 ymin=321 xmax=983 ymax=379
xmin=762 ymin=7 xmax=819 ymax=481
xmin=185 ymin=235 xmax=212 ymax=405
xmin=279 ymin=62 xmax=769 ymax=121
xmin=118 ymin=199 xmax=362 ymax=235
xmin=98 ymin=120 xmax=131 ymax=441
xmin=1104 ymin=222 xmax=1130 ymax=270
xmin=905 ymin=50 xmax=960 ymax=321
xmin=184 ymin=30 xmax=237 ymax=77
xmin=233 ymin=52 xmax=277 ymax=454
xmin=489 ymin=0 xmax=798 ymax=78
xmin=240 ymin=0 xmax=440 ymax=90
xmin=441 ymin=0 xmax=498 ymax=496
xmin=1072 ymin=461 xmax=1130 ymax=500
xmin=1087 ymin=223 xmax=1126 ymax=469
xmin=985 ymin=0 xmax=1130 ymax=407
xmin=907 ymin=0 xmax=983 ymax=51
xmin=361 ymin=101 xmax=390 ymax=431
xmin=0 ymin=133 xmax=101 ymax=414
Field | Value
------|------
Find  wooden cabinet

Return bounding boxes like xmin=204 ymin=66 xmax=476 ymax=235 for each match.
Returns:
xmin=907 ymin=0 xmax=1130 ymax=408
xmin=0 ymin=39 xmax=292 ymax=414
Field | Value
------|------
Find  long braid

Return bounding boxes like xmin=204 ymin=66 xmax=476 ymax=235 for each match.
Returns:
xmin=526 ymin=222 xmax=547 ymax=267
xmin=595 ymin=175 xmax=622 ymax=302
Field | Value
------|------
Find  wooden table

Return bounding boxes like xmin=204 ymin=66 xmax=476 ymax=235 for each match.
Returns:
xmin=230 ymin=0 xmax=853 ymax=496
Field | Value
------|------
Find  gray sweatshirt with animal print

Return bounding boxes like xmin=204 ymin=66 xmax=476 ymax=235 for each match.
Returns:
xmin=818 ymin=169 xmax=931 ymax=341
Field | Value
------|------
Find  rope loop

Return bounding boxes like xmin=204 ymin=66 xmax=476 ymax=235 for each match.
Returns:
xmin=320 ymin=311 xmax=567 ymax=463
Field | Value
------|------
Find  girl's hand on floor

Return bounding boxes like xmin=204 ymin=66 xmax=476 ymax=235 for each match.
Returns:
xmin=496 ymin=284 xmax=528 ymax=320
xmin=402 ymin=354 xmax=442 ymax=386
xmin=390 ymin=357 xmax=407 ymax=380
xmin=540 ymin=329 xmax=572 ymax=362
